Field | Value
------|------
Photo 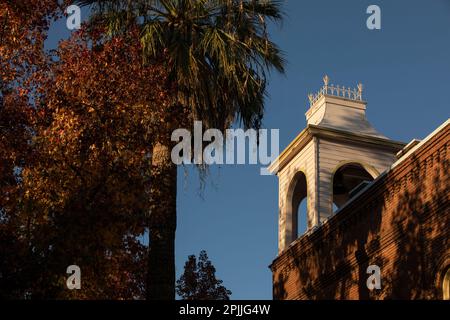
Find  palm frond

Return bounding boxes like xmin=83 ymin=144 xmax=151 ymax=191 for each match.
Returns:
xmin=76 ymin=0 xmax=286 ymax=130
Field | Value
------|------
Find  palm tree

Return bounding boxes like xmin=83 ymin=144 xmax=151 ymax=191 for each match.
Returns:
xmin=76 ymin=0 xmax=285 ymax=300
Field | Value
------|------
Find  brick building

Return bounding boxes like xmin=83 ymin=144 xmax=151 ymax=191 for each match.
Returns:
xmin=269 ymin=77 xmax=449 ymax=299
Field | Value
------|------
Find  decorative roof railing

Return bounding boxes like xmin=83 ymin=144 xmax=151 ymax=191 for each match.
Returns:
xmin=308 ymin=75 xmax=364 ymax=106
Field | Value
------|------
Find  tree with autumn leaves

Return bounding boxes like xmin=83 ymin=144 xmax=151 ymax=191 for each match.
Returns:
xmin=0 ymin=0 xmax=60 ymax=298
xmin=1 ymin=1 xmax=175 ymax=298
xmin=0 ymin=0 xmax=285 ymax=299
xmin=20 ymin=27 xmax=176 ymax=299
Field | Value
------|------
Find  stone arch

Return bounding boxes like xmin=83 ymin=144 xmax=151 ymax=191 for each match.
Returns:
xmin=285 ymin=171 xmax=308 ymax=242
xmin=434 ymin=253 xmax=450 ymax=299
xmin=443 ymin=267 xmax=450 ymax=300
xmin=331 ymin=161 xmax=379 ymax=210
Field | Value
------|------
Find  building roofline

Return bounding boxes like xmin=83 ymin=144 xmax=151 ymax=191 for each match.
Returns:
xmin=326 ymin=118 xmax=449 ymax=222
xmin=268 ymin=125 xmax=406 ymax=174
xmin=391 ymin=118 xmax=450 ymax=170
xmin=270 ymin=118 xmax=449 ymax=269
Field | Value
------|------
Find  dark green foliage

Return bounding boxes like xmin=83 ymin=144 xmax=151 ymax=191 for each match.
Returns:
xmin=177 ymin=250 xmax=231 ymax=300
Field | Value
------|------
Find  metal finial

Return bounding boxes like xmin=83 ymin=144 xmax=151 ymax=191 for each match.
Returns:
xmin=357 ymin=83 xmax=363 ymax=94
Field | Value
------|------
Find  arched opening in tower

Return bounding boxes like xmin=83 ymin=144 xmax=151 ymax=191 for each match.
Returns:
xmin=332 ymin=163 xmax=374 ymax=211
xmin=290 ymin=172 xmax=308 ymax=238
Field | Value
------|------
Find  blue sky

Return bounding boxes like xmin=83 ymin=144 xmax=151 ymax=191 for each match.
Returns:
xmin=47 ymin=0 xmax=450 ymax=299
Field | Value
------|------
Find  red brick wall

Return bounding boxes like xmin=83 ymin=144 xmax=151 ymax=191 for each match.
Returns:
xmin=271 ymin=124 xmax=450 ymax=300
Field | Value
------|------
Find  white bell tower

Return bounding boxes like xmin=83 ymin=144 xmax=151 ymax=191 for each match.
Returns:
xmin=269 ymin=76 xmax=405 ymax=253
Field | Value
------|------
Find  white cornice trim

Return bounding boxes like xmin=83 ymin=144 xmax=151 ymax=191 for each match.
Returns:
xmin=269 ymin=125 xmax=406 ymax=174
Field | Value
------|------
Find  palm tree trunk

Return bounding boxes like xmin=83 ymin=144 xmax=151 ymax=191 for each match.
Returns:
xmin=147 ymin=142 xmax=177 ymax=300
